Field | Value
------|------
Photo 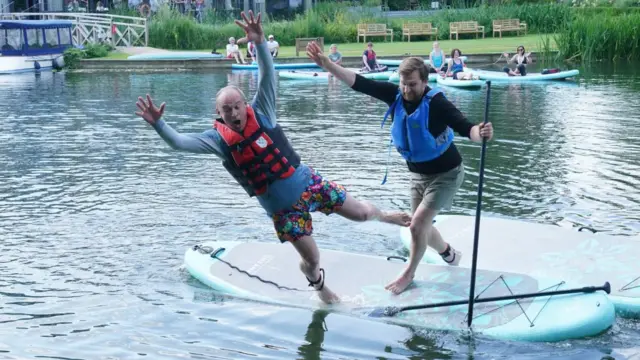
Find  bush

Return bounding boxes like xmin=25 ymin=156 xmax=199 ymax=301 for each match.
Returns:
xmin=63 ymin=43 xmax=114 ymax=69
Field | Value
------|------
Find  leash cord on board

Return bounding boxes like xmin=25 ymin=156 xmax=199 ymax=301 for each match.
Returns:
xmin=193 ymin=245 xmax=315 ymax=292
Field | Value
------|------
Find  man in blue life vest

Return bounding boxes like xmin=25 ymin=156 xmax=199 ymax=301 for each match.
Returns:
xmin=306 ymin=42 xmax=494 ymax=295
xmin=134 ymin=11 xmax=412 ymax=304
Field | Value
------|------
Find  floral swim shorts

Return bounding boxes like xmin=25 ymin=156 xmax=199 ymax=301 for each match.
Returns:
xmin=271 ymin=168 xmax=347 ymax=243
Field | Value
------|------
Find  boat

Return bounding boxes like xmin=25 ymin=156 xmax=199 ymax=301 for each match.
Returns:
xmin=1 ymin=20 xmax=73 ymax=74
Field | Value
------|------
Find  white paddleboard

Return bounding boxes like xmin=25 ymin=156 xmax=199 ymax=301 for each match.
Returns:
xmin=436 ymin=76 xmax=484 ymax=89
xmin=400 ymin=215 xmax=640 ymax=318
xmin=184 ymin=240 xmax=615 ymax=342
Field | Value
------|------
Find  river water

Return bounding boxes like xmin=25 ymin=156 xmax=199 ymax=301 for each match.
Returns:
xmin=1 ymin=63 xmax=639 ymax=359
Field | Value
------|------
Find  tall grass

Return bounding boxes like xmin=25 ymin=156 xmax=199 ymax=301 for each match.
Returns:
xmin=555 ymin=12 xmax=640 ymax=62
xmin=146 ymin=3 xmax=573 ymax=50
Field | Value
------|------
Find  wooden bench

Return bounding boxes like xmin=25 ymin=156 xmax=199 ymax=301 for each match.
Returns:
xmin=295 ymin=37 xmax=324 ymax=57
xmin=357 ymin=23 xmax=393 ymax=43
xmin=492 ymin=19 xmax=527 ymax=38
xmin=402 ymin=22 xmax=437 ymax=42
xmin=449 ymin=21 xmax=485 ymax=40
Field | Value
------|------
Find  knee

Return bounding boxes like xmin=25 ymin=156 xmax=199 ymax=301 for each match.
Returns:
xmin=352 ymin=201 xmax=374 ymax=222
xmin=409 ymin=221 xmax=431 ymax=239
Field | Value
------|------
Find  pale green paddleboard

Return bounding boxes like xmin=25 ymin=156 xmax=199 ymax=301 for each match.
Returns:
xmin=400 ymin=214 xmax=640 ymax=318
xmin=185 ymin=240 xmax=615 ymax=342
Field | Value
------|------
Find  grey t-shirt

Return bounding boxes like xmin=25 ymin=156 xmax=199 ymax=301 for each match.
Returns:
xmin=328 ymin=51 xmax=342 ymax=63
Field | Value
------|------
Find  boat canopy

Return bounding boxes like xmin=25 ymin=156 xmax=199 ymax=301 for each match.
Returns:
xmin=1 ymin=20 xmax=74 ymax=56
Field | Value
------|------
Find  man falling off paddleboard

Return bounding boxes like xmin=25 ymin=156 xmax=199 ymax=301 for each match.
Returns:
xmin=306 ymin=42 xmax=494 ymax=295
xmin=134 ymin=11 xmax=411 ymax=305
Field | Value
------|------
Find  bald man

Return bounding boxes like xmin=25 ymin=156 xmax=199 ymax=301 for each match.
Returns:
xmin=135 ymin=11 xmax=411 ymax=305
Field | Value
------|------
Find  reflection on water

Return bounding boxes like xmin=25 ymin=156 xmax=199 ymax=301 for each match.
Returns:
xmin=0 ymin=66 xmax=639 ymax=359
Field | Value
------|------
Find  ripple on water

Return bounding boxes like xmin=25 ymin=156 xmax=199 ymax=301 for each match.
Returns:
xmin=0 ymin=70 xmax=639 ymax=359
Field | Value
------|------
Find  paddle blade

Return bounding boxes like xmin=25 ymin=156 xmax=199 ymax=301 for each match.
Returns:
xmin=364 ymin=306 xmax=400 ymax=318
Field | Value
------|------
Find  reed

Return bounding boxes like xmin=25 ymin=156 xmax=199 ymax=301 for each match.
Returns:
xmin=555 ymin=12 xmax=640 ymax=62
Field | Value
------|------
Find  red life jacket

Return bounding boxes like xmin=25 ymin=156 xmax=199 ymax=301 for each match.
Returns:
xmin=213 ymin=106 xmax=300 ymax=197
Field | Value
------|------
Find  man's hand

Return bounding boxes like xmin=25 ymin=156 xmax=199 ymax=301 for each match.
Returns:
xmin=306 ymin=41 xmax=330 ymax=69
xmin=135 ymin=94 xmax=165 ymax=125
xmin=234 ymin=10 xmax=264 ymax=44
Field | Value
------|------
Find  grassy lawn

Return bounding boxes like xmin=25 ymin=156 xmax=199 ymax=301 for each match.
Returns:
xmin=104 ymin=51 xmax=132 ymax=60
xmin=274 ymin=34 xmax=557 ymax=58
xmin=104 ymin=33 xmax=557 ymax=60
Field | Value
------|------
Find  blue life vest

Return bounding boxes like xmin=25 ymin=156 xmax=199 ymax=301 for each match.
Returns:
xmin=379 ymin=88 xmax=454 ymax=184
xmin=450 ymin=59 xmax=464 ymax=73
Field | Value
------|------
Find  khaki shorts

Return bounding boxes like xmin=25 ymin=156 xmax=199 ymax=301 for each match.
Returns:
xmin=410 ymin=164 xmax=465 ymax=213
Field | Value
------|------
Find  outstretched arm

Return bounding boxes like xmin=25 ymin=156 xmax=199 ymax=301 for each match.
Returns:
xmin=136 ymin=94 xmax=224 ymax=156
xmin=234 ymin=11 xmax=277 ymax=127
xmin=252 ymin=42 xmax=277 ymax=126
xmin=152 ymin=120 xmax=223 ymax=156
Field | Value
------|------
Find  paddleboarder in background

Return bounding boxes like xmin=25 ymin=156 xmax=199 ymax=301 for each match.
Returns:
xmin=134 ymin=11 xmax=411 ymax=305
xmin=306 ymin=41 xmax=494 ymax=295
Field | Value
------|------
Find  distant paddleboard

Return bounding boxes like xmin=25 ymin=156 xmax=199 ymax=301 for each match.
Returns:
xmin=379 ymin=56 xmax=468 ymax=67
xmin=127 ymin=52 xmax=223 ymax=60
xmin=185 ymin=240 xmax=615 ymax=342
xmin=279 ymin=68 xmax=393 ymax=81
xmin=467 ymin=68 xmax=579 ymax=82
xmin=400 ymin=215 xmax=640 ymax=318
xmin=436 ymin=76 xmax=484 ymax=89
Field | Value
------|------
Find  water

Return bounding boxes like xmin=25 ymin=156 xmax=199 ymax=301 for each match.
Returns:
xmin=1 ymin=63 xmax=639 ymax=359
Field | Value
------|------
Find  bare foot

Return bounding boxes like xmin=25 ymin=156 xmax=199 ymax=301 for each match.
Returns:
xmin=317 ymin=285 xmax=341 ymax=304
xmin=381 ymin=211 xmax=412 ymax=227
xmin=385 ymin=272 xmax=414 ymax=295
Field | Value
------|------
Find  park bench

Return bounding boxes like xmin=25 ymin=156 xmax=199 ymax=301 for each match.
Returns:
xmin=357 ymin=23 xmax=393 ymax=43
xmin=295 ymin=37 xmax=324 ymax=56
xmin=402 ymin=22 xmax=438 ymax=42
xmin=492 ymin=18 xmax=527 ymax=38
xmin=449 ymin=21 xmax=485 ymax=40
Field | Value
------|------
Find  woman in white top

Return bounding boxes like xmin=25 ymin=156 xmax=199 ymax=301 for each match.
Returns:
xmin=502 ymin=45 xmax=532 ymax=76
xmin=226 ymin=37 xmax=247 ymax=64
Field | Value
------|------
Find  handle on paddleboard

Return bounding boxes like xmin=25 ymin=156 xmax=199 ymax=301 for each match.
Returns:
xmin=466 ymin=80 xmax=492 ymax=328
xmin=366 ymin=281 xmax=611 ymax=318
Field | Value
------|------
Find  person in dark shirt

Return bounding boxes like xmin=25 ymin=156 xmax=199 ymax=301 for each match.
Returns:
xmin=306 ymin=41 xmax=494 ymax=295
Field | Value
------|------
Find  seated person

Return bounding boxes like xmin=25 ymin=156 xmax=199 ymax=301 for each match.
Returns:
xmin=226 ymin=37 xmax=247 ymax=64
xmin=328 ymin=44 xmax=342 ymax=65
xmin=502 ymin=45 xmax=532 ymax=76
xmin=428 ymin=41 xmax=448 ymax=74
xmin=445 ymin=48 xmax=478 ymax=80
xmin=362 ymin=42 xmax=387 ymax=72
xmin=266 ymin=34 xmax=279 ymax=58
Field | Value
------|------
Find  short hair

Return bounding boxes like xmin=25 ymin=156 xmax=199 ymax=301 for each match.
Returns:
xmin=215 ymin=85 xmax=246 ymax=105
xmin=398 ymin=57 xmax=430 ymax=82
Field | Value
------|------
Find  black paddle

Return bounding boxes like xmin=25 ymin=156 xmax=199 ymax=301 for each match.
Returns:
xmin=365 ymin=281 xmax=611 ymax=318
xmin=466 ymin=80 xmax=492 ymax=327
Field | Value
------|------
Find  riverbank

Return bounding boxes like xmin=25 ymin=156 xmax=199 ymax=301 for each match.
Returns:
xmin=78 ymin=34 xmax=555 ymax=71
xmin=76 ymin=51 xmax=553 ymax=71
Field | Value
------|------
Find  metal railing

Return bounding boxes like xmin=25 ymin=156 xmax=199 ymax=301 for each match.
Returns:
xmin=1 ymin=11 xmax=148 ymax=47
